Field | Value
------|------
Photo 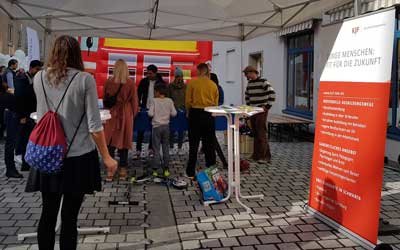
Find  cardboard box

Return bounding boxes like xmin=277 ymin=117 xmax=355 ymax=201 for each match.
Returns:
xmin=240 ymin=135 xmax=253 ymax=155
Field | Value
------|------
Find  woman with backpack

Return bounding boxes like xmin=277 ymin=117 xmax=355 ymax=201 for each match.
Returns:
xmin=25 ymin=35 xmax=117 ymax=250
xmin=103 ymin=59 xmax=138 ymax=181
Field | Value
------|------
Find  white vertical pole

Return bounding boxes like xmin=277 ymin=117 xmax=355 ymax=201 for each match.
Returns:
xmin=354 ymin=0 xmax=360 ymax=17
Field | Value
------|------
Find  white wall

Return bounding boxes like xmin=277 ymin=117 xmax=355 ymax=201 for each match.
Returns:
xmin=242 ymin=33 xmax=285 ymax=115
xmin=212 ymin=41 xmax=242 ymax=106
xmin=213 ymin=33 xmax=285 ymax=114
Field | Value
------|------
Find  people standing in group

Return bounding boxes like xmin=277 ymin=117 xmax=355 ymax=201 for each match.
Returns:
xmin=2 ymin=59 xmax=22 ymax=178
xmin=14 ymin=60 xmax=43 ymax=172
xmin=168 ymin=67 xmax=186 ymax=155
xmin=103 ymin=59 xmax=138 ymax=181
xmin=185 ymin=63 xmax=219 ymax=178
xmin=136 ymin=64 xmax=166 ymax=159
xmin=25 ymin=35 xmax=117 ymax=250
xmin=148 ymin=83 xmax=177 ymax=177
xmin=243 ymin=65 xmax=276 ymax=164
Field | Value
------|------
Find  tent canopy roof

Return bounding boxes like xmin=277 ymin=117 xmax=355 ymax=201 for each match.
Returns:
xmin=0 ymin=0 xmax=350 ymax=41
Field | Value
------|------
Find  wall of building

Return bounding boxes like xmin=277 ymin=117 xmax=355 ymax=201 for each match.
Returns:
xmin=213 ymin=19 xmax=400 ymax=163
xmin=212 ymin=41 xmax=243 ymax=106
xmin=0 ymin=10 xmax=46 ymax=59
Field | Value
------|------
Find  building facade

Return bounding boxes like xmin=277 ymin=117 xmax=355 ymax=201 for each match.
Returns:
xmin=213 ymin=0 xmax=400 ymax=165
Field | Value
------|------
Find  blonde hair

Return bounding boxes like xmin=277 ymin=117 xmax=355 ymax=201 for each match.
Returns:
xmin=113 ymin=59 xmax=129 ymax=84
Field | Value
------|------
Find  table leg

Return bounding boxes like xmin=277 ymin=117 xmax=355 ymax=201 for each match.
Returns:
xmin=233 ymin=116 xmax=264 ymax=213
xmin=204 ymin=114 xmax=234 ymax=206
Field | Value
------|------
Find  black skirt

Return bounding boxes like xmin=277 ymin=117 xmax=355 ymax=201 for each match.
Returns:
xmin=25 ymin=150 xmax=102 ymax=194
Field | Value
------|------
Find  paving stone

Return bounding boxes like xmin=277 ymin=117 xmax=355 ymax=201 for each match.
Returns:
xmin=258 ymin=235 xmax=282 ymax=244
xmin=105 ymin=234 xmax=126 ymax=243
xmin=220 ymin=237 xmax=240 ymax=247
xmin=178 ymin=224 xmax=197 ymax=233
xmin=205 ymin=230 xmax=226 ymax=239
xmin=182 ymin=240 xmax=201 ymax=250
xmin=318 ymin=240 xmax=343 ymax=248
xmin=296 ymin=232 xmax=318 ymax=241
xmin=226 ymin=229 xmax=247 ymax=239
xmin=180 ymin=232 xmax=205 ymax=241
xmin=214 ymin=221 xmax=233 ymax=230
xmin=232 ymin=220 xmax=252 ymax=229
xmin=244 ymin=227 xmax=265 ymax=235
xmin=233 ymin=246 xmax=255 ymax=250
xmin=238 ymin=236 xmax=260 ymax=245
xmin=279 ymin=233 xmax=300 ymax=243
xmin=255 ymin=245 xmax=279 ymax=250
xmin=298 ymin=241 xmax=322 ymax=249
xmin=277 ymin=243 xmax=301 ymax=250
xmin=83 ymin=235 xmax=106 ymax=243
xmin=201 ymin=239 xmax=221 ymax=248
xmin=197 ymin=223 xmax=215 ymax=231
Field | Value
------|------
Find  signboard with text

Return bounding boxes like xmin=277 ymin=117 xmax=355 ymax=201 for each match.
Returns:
xmin=308 ymin=9 xmax=395 ymax=246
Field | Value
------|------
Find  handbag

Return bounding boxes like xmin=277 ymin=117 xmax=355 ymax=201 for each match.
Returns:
xmin=103 ymin=83 xmax=122 ymax=109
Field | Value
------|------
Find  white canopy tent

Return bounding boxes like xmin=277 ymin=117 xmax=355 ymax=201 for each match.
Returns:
xmin=0 ymin=0 xmax=352 ymax=41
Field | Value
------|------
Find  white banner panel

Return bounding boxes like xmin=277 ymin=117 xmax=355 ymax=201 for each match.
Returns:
xmin=320 ymin=10 xmax=395 ymax=83
xmin=26 ymin=27 xmax=40 ymax=62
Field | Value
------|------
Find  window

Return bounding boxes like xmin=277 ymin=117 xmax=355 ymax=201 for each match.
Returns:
xmin=285 ymin=33 xmax=314 ymax=119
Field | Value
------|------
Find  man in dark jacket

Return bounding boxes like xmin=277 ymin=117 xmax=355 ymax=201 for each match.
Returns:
xmin=136 ymin=64 xmax=166 ymax=159
xmin=2 ymin=59 xmax=18 ymax=89
xmin=0 ymin=68 xmax=21 ymax=178
xmin=14 ymin=60 xmax=43 ymax=171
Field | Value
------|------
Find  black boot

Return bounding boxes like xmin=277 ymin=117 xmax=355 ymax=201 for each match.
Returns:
xmin=6 ymin=170 xmax=23 ymax=178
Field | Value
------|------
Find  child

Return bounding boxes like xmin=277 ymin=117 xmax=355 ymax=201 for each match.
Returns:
xmin=148 ymin=83 xmax=177 ymax=177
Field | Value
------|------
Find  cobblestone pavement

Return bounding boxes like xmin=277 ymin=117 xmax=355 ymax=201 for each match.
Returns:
xmin=0 ymin=138 xmax=400 ymax=249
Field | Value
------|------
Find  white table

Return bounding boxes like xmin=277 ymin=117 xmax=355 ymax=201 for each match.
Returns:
xmin=204 ymin=106 xmax=265 ymax=213
xmin=29 ymin=109 xmax=112 ymax=122
xmin=18 ymin=110 xmax=112 ymax=241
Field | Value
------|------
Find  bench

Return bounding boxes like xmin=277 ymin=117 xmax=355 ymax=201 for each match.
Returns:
xmin=268 ymin=114 xmax=313 ymax=142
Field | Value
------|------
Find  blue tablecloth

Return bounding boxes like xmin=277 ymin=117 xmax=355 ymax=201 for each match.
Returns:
xmin=134 ymin=110 xmax=227 ymax=132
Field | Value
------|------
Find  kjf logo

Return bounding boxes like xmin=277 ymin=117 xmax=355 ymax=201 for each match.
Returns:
xmin=352 ymin=26 xmax=360 ymax=34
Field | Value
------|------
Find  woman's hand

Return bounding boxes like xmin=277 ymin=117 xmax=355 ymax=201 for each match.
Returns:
xmin=103 ymin=156 xmax=117 ymax=175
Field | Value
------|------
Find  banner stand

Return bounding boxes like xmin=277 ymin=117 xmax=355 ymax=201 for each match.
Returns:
xmin=305 ymin=206 xmax=376 ymax=250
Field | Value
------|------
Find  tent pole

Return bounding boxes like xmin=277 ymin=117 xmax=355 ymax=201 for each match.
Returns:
xmin=354 ymin=0 xmax=360 ymax=16
xmin=43 ymin=17 xmax=51 ymax=60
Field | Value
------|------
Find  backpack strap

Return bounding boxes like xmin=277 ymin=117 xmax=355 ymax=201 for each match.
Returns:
xmin=55 ymin=72 xmax=79 ymax=113
xmin=40 ymin=71 xmax=51 ymax=110
xmin=41 ymin=71 xmax=79 ymax=112
xmin=65 ymin=89 xmax=86 ymax=157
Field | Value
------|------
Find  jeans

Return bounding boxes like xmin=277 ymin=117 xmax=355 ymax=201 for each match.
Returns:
xmin=136 ymin=131 xmax=153 ymax=152
xmin=170 ymin=130 xmax=184 ymax=149
xmin=186 ymin=109 xmax=216 ymax=177
xmin=38 ymin=192 xmax=85 ymax=250
xmin=107 ymin=146 xmax=128 ymax=167
xmin=152 ymin=125 xmax=170 ymax=170
xmin=4 ymin=110 xmax=18 ymax=172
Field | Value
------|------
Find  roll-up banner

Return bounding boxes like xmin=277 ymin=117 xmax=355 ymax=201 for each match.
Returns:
xmin=308 ymin=9 xmax=395 ymax=248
